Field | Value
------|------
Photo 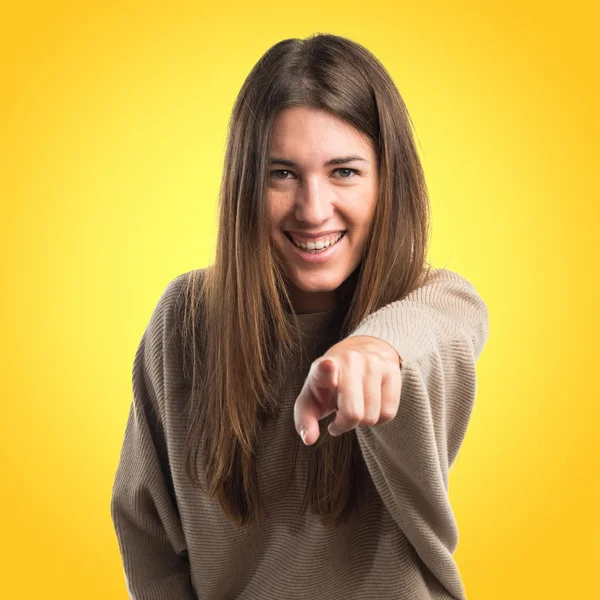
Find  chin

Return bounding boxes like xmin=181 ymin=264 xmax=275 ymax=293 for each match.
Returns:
xmin=289 ymin=272 xmax=345 ymax=293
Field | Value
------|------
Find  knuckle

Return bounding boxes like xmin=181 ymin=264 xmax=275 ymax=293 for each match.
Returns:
xmin=363 ymin=359 xmax=377 ymax=375
xmin=378 ymin=408 xmax=397 ymax=423
xmin=342 ymin=349 xmax=361 ymax=363
xmin=342 ymin=408 xmax=363 ymax=423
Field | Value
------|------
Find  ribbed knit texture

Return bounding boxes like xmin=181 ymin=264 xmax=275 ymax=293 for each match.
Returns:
xmin=111 ymin=267 xmax=489 ymax=599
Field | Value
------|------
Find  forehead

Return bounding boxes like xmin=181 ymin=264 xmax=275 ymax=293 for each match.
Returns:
xmin=269 ymin=106 xmax=374 ymax=157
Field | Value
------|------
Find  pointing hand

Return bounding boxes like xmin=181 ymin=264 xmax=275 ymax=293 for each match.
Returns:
xmin=294 ymin=336 xmax=403 ymax=445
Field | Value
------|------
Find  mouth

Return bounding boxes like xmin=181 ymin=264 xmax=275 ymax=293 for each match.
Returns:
xmin=284 ymin=231 xmax=347 ymax=254
xmin=282 ymin=230 xmax=347 ymax=264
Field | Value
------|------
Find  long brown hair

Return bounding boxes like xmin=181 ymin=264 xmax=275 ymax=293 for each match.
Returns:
xmin=178 ymin=33 xmax=433 ymax=528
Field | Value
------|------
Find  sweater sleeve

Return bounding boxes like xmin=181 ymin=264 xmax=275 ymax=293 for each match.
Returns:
xmin=110 ymin=277 xmax=196 ymax=599
xmin=346 ymin=268 xmax=489 ymax=600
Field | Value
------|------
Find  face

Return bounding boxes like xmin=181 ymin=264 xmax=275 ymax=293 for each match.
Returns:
xmin=267 ymin=106 xmax=379 ymax=314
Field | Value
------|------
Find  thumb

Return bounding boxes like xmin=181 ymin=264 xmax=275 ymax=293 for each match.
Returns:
xmin=294 ymin=358 xmax=338 ymax=445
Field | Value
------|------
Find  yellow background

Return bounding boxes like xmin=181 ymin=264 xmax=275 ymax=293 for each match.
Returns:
xmin=1 ymin=1 xmax=598 ymax=598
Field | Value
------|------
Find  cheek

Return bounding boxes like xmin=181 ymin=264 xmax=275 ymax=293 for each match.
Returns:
xmin=357 ymin=195 xmax=378 ymax=232
xmin=267 ymin=193 xmax=291 ymax=225
xmin=346 ymin=205 xmax=376 ymax=234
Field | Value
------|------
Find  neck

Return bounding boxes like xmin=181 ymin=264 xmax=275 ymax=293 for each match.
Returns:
xmin=291 ymin=290 xmax=337 ymax=314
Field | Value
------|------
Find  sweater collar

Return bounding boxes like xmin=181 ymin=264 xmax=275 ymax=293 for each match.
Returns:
xmin=294 ymin=307 xmax=338 ymax=336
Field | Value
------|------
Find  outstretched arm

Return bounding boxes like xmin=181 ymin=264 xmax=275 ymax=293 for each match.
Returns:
xmin=294 ymin=268 xmax=489 ymax=599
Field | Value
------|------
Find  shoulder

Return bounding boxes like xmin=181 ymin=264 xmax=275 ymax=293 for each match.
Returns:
xmin=404 ymin=267 xmax=486 ymax=311
xmin=149 ymin=268 xmax=209 ymax=321
xmin=410 ymin=266 xmax=488 ymax=323
xmin=139 ymin=268 xmax=210 ymax=399
xmin=420 ymin=266 xmax=477 ymax=290
xmin=144 ymin=267 xmax=210 ymax=349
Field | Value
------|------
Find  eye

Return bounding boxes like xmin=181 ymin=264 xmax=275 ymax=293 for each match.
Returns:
xmin=332 ymin=168 xmax=359 ymax=179
xmin=270 ymin=169 xmax=296 ymax=180
xmin=269 ymin=168 xmax=360 ymax=181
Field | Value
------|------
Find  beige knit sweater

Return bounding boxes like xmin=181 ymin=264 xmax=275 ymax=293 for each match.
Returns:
xmin=111 ymin=267 xmax=489 ymax=599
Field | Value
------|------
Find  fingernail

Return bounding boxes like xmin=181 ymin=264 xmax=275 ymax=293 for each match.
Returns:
xmin=299 ymin=425 xmax=308 ymax=445
xmin=328 ymin=424 xmax=340 ymax=437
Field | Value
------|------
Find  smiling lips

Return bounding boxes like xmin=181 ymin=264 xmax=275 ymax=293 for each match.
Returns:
xmin=288 ymin=231 xmax=345 ymax=251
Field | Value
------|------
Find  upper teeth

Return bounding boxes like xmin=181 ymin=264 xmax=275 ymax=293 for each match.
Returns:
xmin=290 ymin=232 xmax=344 ymax=250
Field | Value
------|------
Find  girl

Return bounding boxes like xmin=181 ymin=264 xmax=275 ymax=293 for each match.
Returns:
xmin=111 ymin=33 xmax=489 ymax=600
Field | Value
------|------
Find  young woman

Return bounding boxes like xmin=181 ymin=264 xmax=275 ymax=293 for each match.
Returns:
xmin=111 ymin=33 xmax=489 ymax=600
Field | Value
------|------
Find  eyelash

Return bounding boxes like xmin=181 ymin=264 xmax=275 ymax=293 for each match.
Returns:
xmin=270 ymin=168 xmax=360 ymax=181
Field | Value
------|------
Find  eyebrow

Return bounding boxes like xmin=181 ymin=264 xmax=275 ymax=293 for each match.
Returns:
xmin=269 ymin=155 xmax=368 ymax=167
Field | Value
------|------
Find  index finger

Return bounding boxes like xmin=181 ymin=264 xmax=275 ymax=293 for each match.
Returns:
xmin=294 ymin=358 xmax=338 ymax=445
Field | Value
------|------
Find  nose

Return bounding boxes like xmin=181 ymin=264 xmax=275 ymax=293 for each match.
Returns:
xmin=293 ymin=178 xmax=334 ymax=225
